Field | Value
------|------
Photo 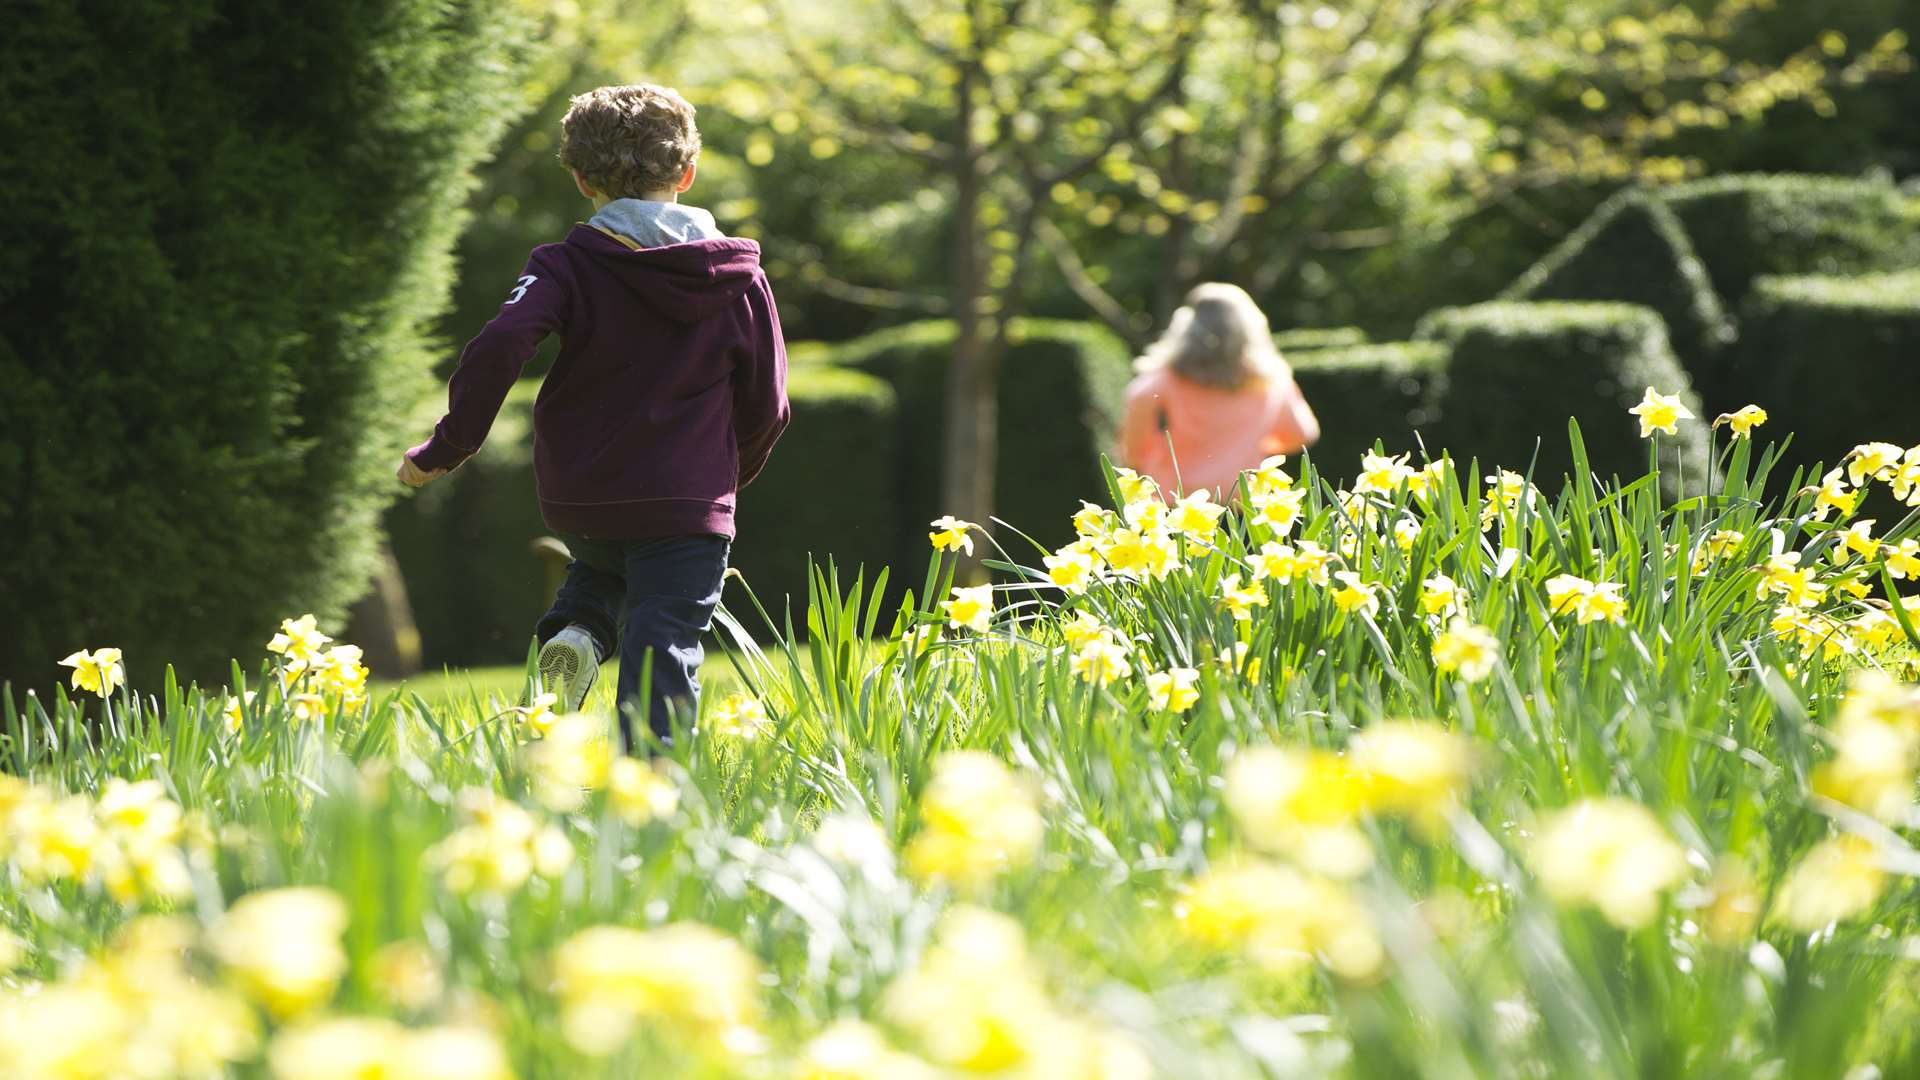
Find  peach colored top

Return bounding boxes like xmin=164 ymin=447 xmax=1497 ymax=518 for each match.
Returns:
xmin=1119 ymin=367 xmax=1317 ymax=496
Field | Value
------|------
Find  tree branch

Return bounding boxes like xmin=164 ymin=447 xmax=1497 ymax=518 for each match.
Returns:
xmin=1036 ymin=216 xmax=1144 ymax=348
xmin=766 ymin=1 xmax=956 ymax=165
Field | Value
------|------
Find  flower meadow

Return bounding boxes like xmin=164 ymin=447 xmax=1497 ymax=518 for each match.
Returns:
xmin=7 ymin=398 xmax=1920 ymax=1078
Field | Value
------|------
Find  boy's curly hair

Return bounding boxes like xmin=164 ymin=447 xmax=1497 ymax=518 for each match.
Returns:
xmin=559 ymin=84 xmax=701 ymax=199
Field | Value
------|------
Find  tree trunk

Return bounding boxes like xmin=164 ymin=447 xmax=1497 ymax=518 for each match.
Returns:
xmin=938 ymin=47 xmax=995 ymax=581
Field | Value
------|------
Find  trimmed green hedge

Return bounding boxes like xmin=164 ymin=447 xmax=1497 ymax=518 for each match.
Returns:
xmin=1274 ymin=326 xmax=1369 ymax=353
xmin=835 ymin=319 xmax=1133 ymax=575
xmin=1663 ymin=174 xmax=1920 ymax=309
xmin=1417 ymin=302 xmax=1710 ymax=491
xmin=0 ymin=0 xmax=531 ymax=690
xmin=1289 ymin=344 xmax=1448 ymax=484
xmin=1734 ymin=271 xmax=1920 ymax=479
xmin=387 ymin=381 xmax=549 ymax=668
xmin=1503 ymin=190 xmax=1732 ymax=388
xmin=730 ymin=367 xmax=900 ymax=625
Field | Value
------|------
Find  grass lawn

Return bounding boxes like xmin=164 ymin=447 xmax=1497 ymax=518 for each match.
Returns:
xmin=372 ymin=642 xmax=807 ymax=715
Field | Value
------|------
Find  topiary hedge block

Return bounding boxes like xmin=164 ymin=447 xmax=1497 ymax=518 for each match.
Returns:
xmin=1503 ymin=190 xmax=1732 ymax=397
xmin=834 ymin=318 xmax=1133 ymax=574
xmin=1416 ymin=302 xmax=1710 ymax=492
xmin=1288 ymin=343 xmax=1448 ymax=484
xmin=730 ymin=367 xmax=900 ymax=626
xmin=1274 ymin=326 xmax=1369 ymax=353
xmin=1735 ymin=271 xmax=1920 ymax=481
xmin=1662 ymin=174 xmax=1920 ymax=310
xmin=0 ymin=1 xmax=532 ymax=690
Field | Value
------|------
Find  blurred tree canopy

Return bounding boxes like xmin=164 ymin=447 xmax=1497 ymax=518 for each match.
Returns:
xmin=434 ymin=0 xmax=1911 ymax=531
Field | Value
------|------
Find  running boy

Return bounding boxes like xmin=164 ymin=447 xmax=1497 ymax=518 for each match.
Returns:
xmin=400 ymin=83 xmax=789 ymax=748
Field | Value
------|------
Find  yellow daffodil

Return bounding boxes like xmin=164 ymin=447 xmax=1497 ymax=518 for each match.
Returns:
xmin=1072 ymin=501 xmax=1113 ymax=540
xmin=1891 ymin=446 xmax=1920 ymax=506
xmin=518 ymin=691 xmax=560 ymax=735
xmin=1112 ymin=467 xmax=1157 ymax=505
xmin=1392 ymin=516 xmax=1422 ymax=551
xmin=287 ymin=693 xmax=329 ymax=724
xmin=1122 ymin=495 xmax=1165 ymax=532
xmin=1249 ymin=487 xmax=1307 ymax=534
xmin=1884 ymin=538 xmax=1920 ymax=580
xmin=525 ymin=714 xmax=612 ymax=810
xmin=552 ymin=923 xmax=763 ymax=1057
xmin=1531 ymin=799 xmax=1688 ymax=929
xmin=1758 ymin=553 xmax=1825 ymax=607
xmin=886 ymin=907 xmax=1053 ymax=1071
xmin=1218 ymin=573 xmax=1269 ymax=620
xmin=1291 ymin=540 xmax=1335 ymax=586
xmin=1419 ymin=574 xmax=1465 ymax=618
xmin=1070 ymin=635 xmax=1132 ymax=688
xmin=1408 ymin=458 xmax=1450 ymax=499
xmin=1330 ymin=571 xmax=1379 ymax=618
xmin=941 ymin=584 xmax=995 ymax=633
xmin=1250 ymin=541 xmax=1296 ymax=583
xmin=1717 ymin=404 xmax=1767 ymax=437
xmin=797 ymin=1020 xmax=939 ymax=1080
xmin=1350 ymin=721 xmax=1473 ymax=825
xmin=1218 ymin=641 xmax=1263 ymax=686
xmin=1846 ymin=441 xmax=1905 ymax=486
xmin=1166 ymin=489 xmax=1226 ymax=541
xmin=1060 ymin=611 xmax=1111 ymax=649
xmin=1176 ymin=858 xmax=1382 ymax=979
xmin=1836 ymin=519 xmax=1879 ymax=563
xmin=1226 ymin=746 xmax=1371 ymax=877
xmin=1628 ymin=386 xmax=1693 ymax=438
xmin=1770 ymin=834 xmax=1886 ymax=931
xmin=1691 ymin=529 xmax=1745 ymax=575
xmin=929 ymin=516 xmax=978 ymax=555
xmin=222 ymin=690 xmax=255 ymax=734
xmin=709 ymin=693 xmax=771 ymax=740
xmin=212 ymin=887 xmax=350 ymax=1019
xmin=1544 ymin=574 xmax=1627 ymax=625
xmin=1043 ymin=544 xmax=1096 ymax=594
xmin=1810 ymin=468 xmax=1860 ymax=521
xmin=1245 ymin=455 xmax=1293 ymax=498
xmin=904 ymin=752 xmax=1041 ymax=889
xmin=1146 ymin=667 xmax=1201 ymax=713
xmin=1356 ymin=451 xmax=1415 ymax=494
xmin=267 ymin=614 xmax=332 ymax=666
xmin=608 ymin=756 xmax=680 ymax=827
xmin=59 ymin=647 xmax=125 ymax=698
xmin=1481 ymin=470 xmax=1537 ymax=530
xmin=1432 ymin=619 xmax=1498 ymax=682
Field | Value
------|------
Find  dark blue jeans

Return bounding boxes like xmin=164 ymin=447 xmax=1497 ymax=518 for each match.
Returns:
xmin=534 ymin=533 xmax=729 ymax=748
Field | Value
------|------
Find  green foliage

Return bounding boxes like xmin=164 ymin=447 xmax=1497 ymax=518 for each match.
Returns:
xmin=1289 ymin=343 xmax=1449 ymax=483
xmin=1663 ymin=173 xmax=1920 ymax=309
xmin=1503 ymin=189 xmax=1733 ymax=385
xmin=1734 ymin=270 xmax=1920 ymax=476
xmin=834 ymin=318 xmax=1133 ymax=571
xmin=387 ymin=381 xmax=549 ymax=668
xmin=1274 ymin=326 xmax=1370 ymax=353
xmin=0 ymin=0 xmax=534 ymax=688
xmin=8 ymin=418 xmax=1920 ymax=1075
xmin=1417 ymin=302 xmax=1710 ymax=489
xmin=730 ymin=367 xmax=900 ymax=627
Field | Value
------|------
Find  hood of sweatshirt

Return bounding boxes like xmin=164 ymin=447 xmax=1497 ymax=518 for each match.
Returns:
xmin=564 ymin=218 xmax=762 ymax=324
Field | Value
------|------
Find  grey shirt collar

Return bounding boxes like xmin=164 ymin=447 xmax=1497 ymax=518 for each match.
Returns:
xmin=588 ymin=198 xmax=725 ymax=247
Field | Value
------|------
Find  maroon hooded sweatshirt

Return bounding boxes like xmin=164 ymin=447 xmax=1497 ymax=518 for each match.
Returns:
xmin=408 ymin=225 xmax=789 ymax=540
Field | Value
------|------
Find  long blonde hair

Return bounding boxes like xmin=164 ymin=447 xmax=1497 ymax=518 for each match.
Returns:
xmin=1134 ymin=282 xmax=1286 ymax=389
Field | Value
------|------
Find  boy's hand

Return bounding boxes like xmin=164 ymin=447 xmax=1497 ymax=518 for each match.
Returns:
xmin=397 ymin=455 xmax=447 ymax=488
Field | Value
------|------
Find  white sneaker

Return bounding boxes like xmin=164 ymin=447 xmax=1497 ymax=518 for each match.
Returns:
xmin=538 ymin=626 xmax=600 ymax=712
